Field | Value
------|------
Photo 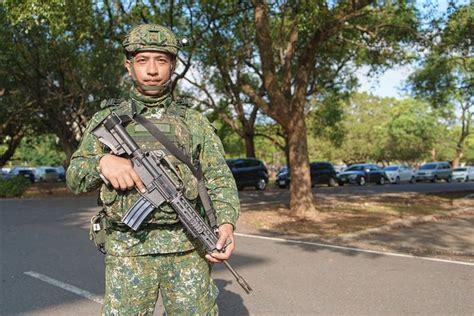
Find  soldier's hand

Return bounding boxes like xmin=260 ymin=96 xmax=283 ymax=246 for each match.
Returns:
xmin=99 ymin=154 xmax=146 ymax=193
xmin=206 ymin=223 xmax=235 ymax=263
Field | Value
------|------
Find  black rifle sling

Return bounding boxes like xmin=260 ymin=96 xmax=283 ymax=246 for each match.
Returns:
xmin=133 ymin=114 xmax=218 ymax=229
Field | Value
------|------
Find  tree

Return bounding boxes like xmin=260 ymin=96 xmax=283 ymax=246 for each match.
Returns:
xmin=408 ymin=3 xmax=473 ymax=167
xmin=195 ymin=1 xmax=421 ymax=216
xmin=382 ymin=98 xmax=443 ymax=164
xmin=1 ymin=1 xmax=125 ymax=166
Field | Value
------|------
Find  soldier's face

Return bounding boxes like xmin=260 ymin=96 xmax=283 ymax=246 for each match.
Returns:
xmin=126 ymin=51 xmax=174 ymax=95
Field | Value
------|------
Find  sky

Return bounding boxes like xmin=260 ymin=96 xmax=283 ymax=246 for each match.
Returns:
xmin=356 ymin=65 xmax=414 ymax=98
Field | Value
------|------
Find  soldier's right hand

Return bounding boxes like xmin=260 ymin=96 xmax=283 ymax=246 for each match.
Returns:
xmin=99 ymin=154 xmax=146 ymax=193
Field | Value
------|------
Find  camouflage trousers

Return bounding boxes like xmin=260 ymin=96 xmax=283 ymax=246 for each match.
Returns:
xmin=102 ymin=249 xmax=219 ymax=315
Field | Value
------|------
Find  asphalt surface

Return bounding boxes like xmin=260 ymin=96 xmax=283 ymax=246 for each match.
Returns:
xmin=1 ymin=183 xmax=473 ymax=315
xmin=239 ymin=181 xmax=474 ymax=206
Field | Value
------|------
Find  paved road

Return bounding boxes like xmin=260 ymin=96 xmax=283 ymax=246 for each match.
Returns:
xmin=1 ymin=196 xmax=473 ymax=315
xmin=240 ymin=181 xmax=474 ymax=206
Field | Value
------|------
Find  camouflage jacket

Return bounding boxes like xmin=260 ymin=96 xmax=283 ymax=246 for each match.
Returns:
xmin=66 ymin=93 xmax=240 ymax=256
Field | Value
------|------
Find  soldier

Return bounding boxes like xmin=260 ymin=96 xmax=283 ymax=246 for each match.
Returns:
xmin=66 ymin=24 xmax=240 ymax=315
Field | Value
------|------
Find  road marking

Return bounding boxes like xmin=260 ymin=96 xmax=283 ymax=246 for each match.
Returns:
xmin=24 ymin=271 xmax=103 ymax=304
xmin=235 ymin=233 xmax=474 ymax=267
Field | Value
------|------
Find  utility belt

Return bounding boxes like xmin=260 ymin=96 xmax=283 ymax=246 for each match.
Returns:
xmin=89 ymin=210 xmax=180 ymax=254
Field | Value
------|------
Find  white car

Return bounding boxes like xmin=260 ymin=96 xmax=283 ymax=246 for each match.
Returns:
xmin=452 ymin=166 xmax=474 ymax=182
xmin=383 ymin=165 xmax=415 ymax=184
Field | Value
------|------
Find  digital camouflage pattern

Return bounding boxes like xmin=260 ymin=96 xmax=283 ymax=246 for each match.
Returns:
xmin=66 ymin=90 xmax=240 ymax=256
xmin=103 ymin=250 xmax=218 ymax=315
xmin=123 ymin=24 xmax=180 ymax=56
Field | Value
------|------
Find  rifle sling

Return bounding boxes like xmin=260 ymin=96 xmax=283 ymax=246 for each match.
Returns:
xmin=133 ymin=113 xmax=218 ymax=229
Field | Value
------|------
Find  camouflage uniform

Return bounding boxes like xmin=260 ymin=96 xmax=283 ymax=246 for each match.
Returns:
xmin=66 ymin=24 xmax=240 ymax=315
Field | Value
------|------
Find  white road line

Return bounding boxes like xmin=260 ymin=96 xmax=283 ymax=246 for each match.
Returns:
xmin=24 ymin=271 xmax=103 ymax=304
xmin=235 ymin=233 xmax=474 ymax=267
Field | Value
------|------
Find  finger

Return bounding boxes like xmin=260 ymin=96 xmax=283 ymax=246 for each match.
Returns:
xmin=123 ymin=174 xmax=135 ymax=190
xmin=117 ymin=178 xmax=128 ymax=191
xmin=209 ymin=252 xmax=228 ymax=261
xmin=130 ymin=171 xmax=146 ymax=193
xmin=216 ymin=232 xmax=230 ymax=250
xmin=110 ymin=178 xmax=120 ymax=190
xmin=205 ymin=254 xmax=221 ymax=263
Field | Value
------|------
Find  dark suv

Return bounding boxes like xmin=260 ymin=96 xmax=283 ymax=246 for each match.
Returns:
xmin=226 ymin=158 xmax=269 ymax=190
xmin=276 ymin=162 xmax=338 ymax=188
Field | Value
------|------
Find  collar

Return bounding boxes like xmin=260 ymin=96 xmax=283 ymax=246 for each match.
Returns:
xmin=129 ymin=88 xmax=173 ymax=115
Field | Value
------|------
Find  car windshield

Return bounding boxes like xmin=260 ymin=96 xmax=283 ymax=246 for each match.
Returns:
xmin=454 ymin=168 xmax=467 ymax=172
xmin=419 ymin=164 xmax=437 ymax=170
xmin=384 ymin=166 xmax=398 ymax=171
xmin=345 ymin=165 xmax=364 ymax=171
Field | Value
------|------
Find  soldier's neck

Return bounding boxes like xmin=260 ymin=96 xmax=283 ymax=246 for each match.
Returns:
xmin=130 ymin=88 xmax=172 ymax=108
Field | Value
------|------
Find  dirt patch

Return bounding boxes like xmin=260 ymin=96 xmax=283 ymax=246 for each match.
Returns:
xmin=22 ymin=182 xmax=96 ymax=198
xmin=238 ymin=191 xmax=474 ymax=238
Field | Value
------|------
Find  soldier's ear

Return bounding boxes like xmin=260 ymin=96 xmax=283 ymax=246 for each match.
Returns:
xmin=125 ymin=59 xmax=132 ymax=76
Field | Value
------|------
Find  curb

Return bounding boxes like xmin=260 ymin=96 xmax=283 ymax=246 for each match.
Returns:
xmin=336 ymin=206 xmax=474 ymax=241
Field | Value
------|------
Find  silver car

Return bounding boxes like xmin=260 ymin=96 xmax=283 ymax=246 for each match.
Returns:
xmin=383 ymin=165 xmax=415 ymax=184
xmin=452 ymin=166 xmax=474 ymax=182
xmin=415 ymin=162 xmax=452 ymax=183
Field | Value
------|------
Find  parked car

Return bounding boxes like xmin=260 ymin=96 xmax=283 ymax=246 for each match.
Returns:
xmin=276 ymin=162 xmax=338 ymax=188
xmin=337 ymin=164 xmax=386 ymax=186
xmin=226 ymin=158 xmax=269 ymax=190
xmin=383 ymin=165 xmax=415 ymax=184
xmin=35 ymin=167 xmax=59 ymax=182
xmin=415 ymin=162 xmax=452 ymax=183
xmin=54 ymin=166 xmax=66 ymax=181
xmin=452 ymin=166 xmax=474 ymax=182
xmin=6 ymin=167 xmax=35 ymax=183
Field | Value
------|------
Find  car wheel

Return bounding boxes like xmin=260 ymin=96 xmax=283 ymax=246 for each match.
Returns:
xmin=395 ymin=176 xmax=400 ymax=184
xmin=377 ymin=176 xmax=385 ymax=185
xmin=256 ymin=179 xmax=267 ymax=190
xmin=328 ymin=177 xmax=337 ymax=187
xmin=410 ymin=176 xmax=415 ymax=184
xmin=357 ymin=176 xmax=366 ymax=186
xmin=446 ymin=175 xmax=452 ymax=183
xmin=338 ymin=181 xmax=344 ymax=186
xmin=466 ymin=176 xmax=470 ymax=182
xmin=431 ymin=175 xmax=438 ymax=183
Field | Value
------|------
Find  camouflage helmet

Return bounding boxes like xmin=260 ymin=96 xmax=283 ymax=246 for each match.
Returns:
xmin=123 ymin=24 xmax=180 ymax=57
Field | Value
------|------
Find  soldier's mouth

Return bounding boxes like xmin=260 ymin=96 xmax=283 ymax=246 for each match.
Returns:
xmin=144 ymin=80 xmax=162 ymax=85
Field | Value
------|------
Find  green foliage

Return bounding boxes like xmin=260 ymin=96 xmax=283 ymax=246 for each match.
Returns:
xmin=9 ymin=134 xmax=66 ymax=166
xmin=0 ymin=177 xmax=31 ymax=198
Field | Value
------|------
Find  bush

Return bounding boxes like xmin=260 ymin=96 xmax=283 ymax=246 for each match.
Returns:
xmin=0 ymin=177 xmax=32 ymax=198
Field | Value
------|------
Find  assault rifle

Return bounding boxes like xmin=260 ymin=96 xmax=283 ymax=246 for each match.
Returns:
xmin=92 ymin=112 xmax=252 ymax=294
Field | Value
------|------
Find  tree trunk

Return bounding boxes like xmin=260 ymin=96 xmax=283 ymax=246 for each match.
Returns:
xmin=431 ymin=147 xmax=437 ymax=161
xmin=57 ymin=134 xmax=78 ymax=168
xmin=286 ymin=109 xmax=316 ymax=217
xmin=244 ymin=134 xmax=256 ymax=158
xmin=0 ymin=132 xmax=24 ymax=167
xmin=452 ymin=140 xmax=465 ymax=168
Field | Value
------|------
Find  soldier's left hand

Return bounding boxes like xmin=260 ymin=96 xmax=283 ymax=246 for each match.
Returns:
xmin=206 ymin=223 xmax=235 ymax=263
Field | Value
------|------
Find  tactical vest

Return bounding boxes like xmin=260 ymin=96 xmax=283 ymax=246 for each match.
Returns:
xmin=99 ymin=99 xmax=199 ymax=225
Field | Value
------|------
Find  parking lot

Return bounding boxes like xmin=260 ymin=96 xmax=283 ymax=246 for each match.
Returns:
xmin=1 ymin=188 xmax=473 ymax=315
